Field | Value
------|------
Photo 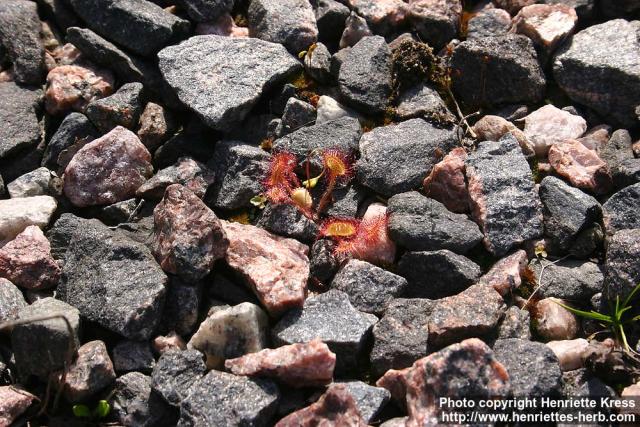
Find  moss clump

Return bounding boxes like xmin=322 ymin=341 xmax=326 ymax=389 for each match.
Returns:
xmin=391 ymin=39 xmax=450 ymax=100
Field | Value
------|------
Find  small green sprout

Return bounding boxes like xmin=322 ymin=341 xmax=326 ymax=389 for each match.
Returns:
xmin=250 ymin=194 xmax=268 ymax=209
xmin=555 ymin=283 xmax=640 ymax=352
xmin=73 ymin=400 xmax=111 ymax=420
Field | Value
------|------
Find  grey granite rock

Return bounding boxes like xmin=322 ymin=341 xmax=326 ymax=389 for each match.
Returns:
xmin=604 ymin=228 xmax=640 ymax=301
xmin=151 ymin=349 xmax=206 ymax=407
xmin=388 ymin=191 xmax=483 ymax=254
xmin=66 ymin=27 xmax=161 ymax=88
xmin=603 ymin=183 xmax=640 ymax=236
xmin=330 ymin=259 xmax=407 ymax=315
xmin=493 ymin=338 xmax=563 ymax=397
xmin=112 ymin=372 xmax=176 ymax=427
xmin=0 ymin=83 xmax=42 ymax=161
xmin=529 ymin=259 xmax=603 ymax=301
xmin=42 ymin=113 xmax=98 ymax=171
xmin=0 ymin=279 xmax=27 ymax=323
xmin=395 ymin=83 xmax=453 ymax=121
xmin=309 ymin=239 xmax=340 ymax=285
xmin=207 ymin=141 xmax=270 ymax=211
xmin=397 ymin=250 xmax=481 ymax=299
xmin=338 ymin=36 xmax=392 ymax=113
xmin=68 ymin=0 xmax=190 ymax=57
xmin=356 ymin=119 xmax=458 ymax=196
xmin=370 ymin=298 xmax=434 ymax=377
xmin=85 ymin=82 xmax=146 ymax=133
xmin=497 ymin=306 xmax=531 ymax=340
xmin=304 ymin=42 xmax=332 ymax=84
xmin=57 ymin=219 xmax=167 ymax=340
xmin=179 ymin=0 xmax=233 ymax=22
xmin=553 ymin=19 xmax=640 ymax=127
xmin=178 ymin=370 xmax=279 ymax=427
xmin=161 ymin=279 xmax=201 ymax=336
xmin=273 ymin=290 xmax=377 ymax=374
xmin=315 ymin=0 xmax=350 ymax=48
xmin=0 ymin=0 xmax=45 ymax=85
xmin=466 ymin=8 xmax=511 ymax=39
xmin=339 ymin=380 xmax=390 ymax=423
xmin=137 ymin=157 xmax=214 ymax=200
xmin=409 ymin=0 xmax=461 ymax=50
xmin=600 ymin=129 xmax=635 ymax=189
xmin=247 ymin=0 xmax=318 ymax=54
xmin=159 ymin=35 xmax=300 ymax=131
xmin=465 ymin=136 xmax=544 ymax=256
xmin=279 ymin=98 xmax=317 ymax=136
xmin=451 ymin=34 xmax=545 ymax=108
xmin=256 ymin=204 xmax=319 ymax=243
xmin=539 ymin=176 xmax=602 ymax=253
xmin=12 ymin=297 xmax=80 ymax=377
xmin=113 ymin=340 xmax=156 ymax=374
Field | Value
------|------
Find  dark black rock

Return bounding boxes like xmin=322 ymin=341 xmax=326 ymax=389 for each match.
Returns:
xmin=330 ymin=259 xmax=407 ymax=315
xmin=356 ymin=118 xmax=457 ymax=196
xmin=388 ymin=191 xmax=483 ymax=254
xmin=397 ymin=250 xmax=481 ymax=299
xmin=603 ymin=183 xmax=640 ymax=236
xmin=151 ymin=349 xmax=206 ymax=407
xmin=541 ymin=0 xmax=594 ymax=21
xmin=0 ymin=279 xmax=27 ymax=323
xmin=111 ymin=372 xmax=176 ymax=427
xmin=529 ymin=259 xmax=603 ymax=301
xmin=604 ymin=228 xmax=640 ymax=301
xmin=85 ymin=82 xmax=146 ymax=133
xmin=370 ymin=298 xmax=434 ymax=377
xmin=178 ymin=0 xmax=233 ymax=22
xmin=12 ymin=297 xmax=80 ymax=378
xmin=315 ymin=0 xmax=350 ymax=48
xmin=158 ymin=35 xmax=300 ymax=131
xmin=309 ymin=239 xmax=340 ymax=284
xmin=599 ymin=0 xmax=640 ymax=18
xmin=496 ymin=306 xmax=531 ymax=340
xmin=153 ymin=120 xmax=216 ymax=169
xmin=66 ymin=27 xmax=162 ymax=88
xmin=278 ymin=98 xmax=317 ymax=136
xmin=68 ymin=0 xmax=190 ymax=57
xmin=466 ymin=8 xmax=511 ymax=40
xmin=338 ymin=36 xmax=392 ymax=113
xmin=161 ymin=279 xmax=201 ymax=336
xmin=539 ymin=176 xmax=602 ymax=253
xmin=553 ymin=19 xmax=640 ymax=128
xmin=113 ymin=340 xmax=156 ymax=374
xmin=42 ymin=113 xmax=98 ymax=171
xmin=339 ymin=380 xmax=390 ymax=423
xmin=178 ymin=370 xmax=280 ymax=427
xmin=409 ymin=0 xmax=461 ymax=50
xmin=451 ymin=34 xmax=546 ymax=109
xmin=36 ymin=0 xmax=82 ymax=31
xmin=208 ymin=273 xmax=261 ymax=306
xmin=247 ymin=0 xmax=318 ymax=54
xmin=465 ymin=136 xmax=544 ymax=256
xmin=562 ymin=368 xmax=616 ymax=398
xmin=493 ymin=338 xmax=563 ymax=397
xmin=570 ymin=223 xmax=604 ymax=259
xmin=57 ymin=219 xmax=168 ymax=340
xmin=0 ymin=0 xmax=45 ymax=85
xmin=206 ymin=141 xmax=270 ymax=211
xmin=46 ymin=213 xmax=88 ymax=260
xmin=256 ymin=204 xmax=319 ymax=243
xmin=273 ymin=289 xmax=377 ymax=374
xmin=0 ymin=83 xmax=42 ymax=161
xmin=272 ymin=116 xmax=362 ymax=168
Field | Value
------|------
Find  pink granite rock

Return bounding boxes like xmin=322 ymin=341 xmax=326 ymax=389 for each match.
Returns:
xmin=340 ymin=12 xmax=373 ymax=49
xmin=45 ymin=64 xmax=114 ymax=115
xmin=513 ymin=4 xmax=577 ymax=52
xmin=633 ymin=140 xmax=640 ymax=158
xmin=225 ymin=339 xmax=336 ymax=387
xmin=137 ymin=157 xmax=215 ymax=200
xmin=137 ymin=102 xmax=178 ymax=152
xmin=408 ymin=0 xmax=462 ymax=49
xmin=577 ymin=125 xmax=610 ymax=152
xmin=533 ymin=297 xmax=579 ymax=341
xmin=428 ymin=284 xmax=506 ymax=347
xmin=195 ymin=14 xmax=249 ymax=38
xmin=472 ymin=115 xmax=534 ymax=156
xmin=50 ymin=43 xmax=83 ymax=67
xmin=492 ymin=0 xmax=537 ymax=14
xmin=477 ymin=249 xmax=528 ymax=296
xmin=350 ymin=203 xmax=396 ymax=266
xmin=63 ymin=126 xmax=153 ymax=207
xmin=153 ymin=332 xmax=187 ymax=355
xmin=377 ymin=338 xmax=510 ymax=426
xmin=423 ymin=147 xmax=470 ymax=213
xmin=0 ymin=225 xmax=60 ymax=290
xmin=548 ymin=140 xmax=612 ymax=194
xmin=523 ymin=104 xmax=587 ymax=157
xmin=152 ymin=184 xmax=228 ymax=281
xmin=0 ymin=386 xmax=35 ymax=426
xmin=57 ymin=340 xmax=115 ymax=402
xmin=221 ymin=221 xmax=309 ymax=316
xmin=546 ymin=338 xmax=589 ymax=371
xmin=349 ymin=0 xmax=408 ymax=34
xmin=275 ymin=383 xmax=368 ymax=427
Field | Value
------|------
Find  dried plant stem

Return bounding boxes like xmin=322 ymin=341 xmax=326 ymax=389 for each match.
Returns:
xmin=316 ymin=178 xmax=336 ymax=217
